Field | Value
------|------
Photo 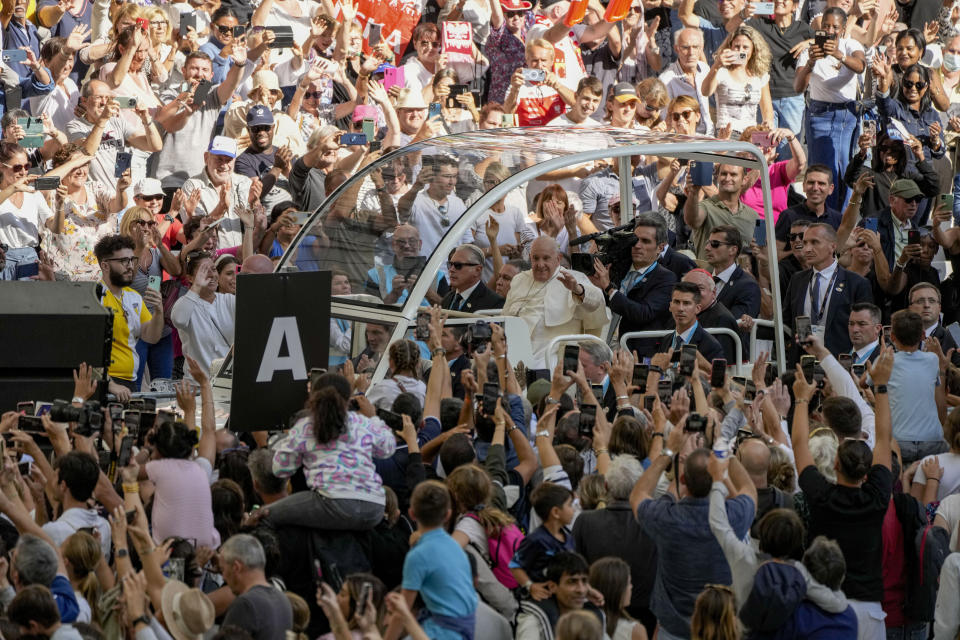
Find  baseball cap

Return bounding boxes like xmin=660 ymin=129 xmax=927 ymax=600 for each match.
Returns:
xmin=353 ymin=104 xmax=377 ymax=122
xmin=208 ymin=136 xmax=238 ymax=159
xmin=134 ymin=177 xmax=163 ymax=197
xmin=374 ymin=62 xmax=396 ymax=75
xmin=889 ymin=179 xmax=923 ymax=200
xmin=612 ymin=82 xmax=639 ymax=103
xmin=246 ymin=104 xmax=275 ymax=127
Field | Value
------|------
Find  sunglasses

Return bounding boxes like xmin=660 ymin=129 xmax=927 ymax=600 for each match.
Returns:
xmin=789 ymin=232 xmax=806 ymax=240
xmin=303 ymin=91 xmax=324 ymax=100
xmin=215 ymin=24 xmax=235 ymax=34
xmin=902 ymin=80 xmax=927 ymax=90
xmin=135 ymin=219 xmax=158 ymax=227
xmin=707 ymin=240 xmax=734 ymax=248
xmin=381 ymin=172 xmax=401 ymax=181
xmin=138 ymin=194 xmax=163 ymax=202
xmin=670 ymin=110 xmax=695 ymax=121
xmin=3 ymin=162 xmax=29 ymax=172
xmin=448 ymin=261 xmax=481 ymax=270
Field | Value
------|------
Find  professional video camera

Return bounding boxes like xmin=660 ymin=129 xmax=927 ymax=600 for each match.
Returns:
xmin=50 ymin=400 xmax=104 ymax=437
xmin=569 ymin=221 xmax=638 ymax=265
xmin=461 ymin=320 xmax=493 ymax=355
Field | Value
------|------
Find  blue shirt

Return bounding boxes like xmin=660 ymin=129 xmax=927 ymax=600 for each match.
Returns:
xmin=199 ymin=37 xmax=231 ymax=85
xmin=0 ymin=67 xmax=55 ymax=118
xmin=509 ymin=524 xmax=574 ymax=581
xmin=876 ymin=95 xmax=945 ymax=160
xmin=364 ymin=262 xmax=443 ymax=306
xmin=2 ymin=17 xmax=41 ymax=79
xmin=402 ymin=528 xmax=477 ymax=640
xmin=890 ymin=349 xmax=942 ymax=442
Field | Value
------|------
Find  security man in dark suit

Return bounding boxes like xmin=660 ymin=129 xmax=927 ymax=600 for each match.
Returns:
xmin=656 ymin=281 xmax=725 ymax=361
xmin=705 ymin=225 xmax=761 ymax=322
xmin=659 ymin=245 xmax=698 ymax=281
xmin=441 ymin=244 xmax=505 ymax=312
xmin=909 ymin=282 xmax=958 ymax=354
xmin=683 ymin=268 xmax=744 ymax=363
xmin=591 ymin=214 xmax=676 ymax=359
xmin=848 ymin=303 xmax=884 ymax=365
xmin=783 ymin=223 xmax=873 ymax=360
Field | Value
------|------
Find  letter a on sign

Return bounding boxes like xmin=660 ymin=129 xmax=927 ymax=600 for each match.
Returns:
xmin=256 ymin=317 xmax=307 ymax=382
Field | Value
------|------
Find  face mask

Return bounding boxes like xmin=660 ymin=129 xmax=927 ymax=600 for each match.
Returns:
xmin=944 ymin=53 xmax=960 ymax=72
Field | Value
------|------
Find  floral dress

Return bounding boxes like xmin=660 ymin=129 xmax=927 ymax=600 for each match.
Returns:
xmin=42 ymin=183 xmax=117 ymax=281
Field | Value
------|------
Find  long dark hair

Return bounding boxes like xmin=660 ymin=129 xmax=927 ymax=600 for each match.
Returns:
xmin=897 ymin=64 xmax=932 ymax=113
xmin=871 ymin=136 xmax=907 ymax=174
xmin=308 ymin=373 xmax=351 ymax=444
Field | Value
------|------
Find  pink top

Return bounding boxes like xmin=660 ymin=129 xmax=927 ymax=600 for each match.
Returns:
xmin=146 ymin=457 xmax=220 ymax=549
xmin=740 ymin=160 xmax=792 ymax=222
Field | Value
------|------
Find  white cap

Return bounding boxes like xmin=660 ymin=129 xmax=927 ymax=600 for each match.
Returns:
xmin=134 ymin=177 xmax=163 ymax=197
xmin=208 ymin=135 xmax=238 ymax=158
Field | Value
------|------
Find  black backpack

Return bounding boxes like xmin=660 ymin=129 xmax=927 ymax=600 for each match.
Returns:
xmin=893 ymin=493 xmax=950 ymax=622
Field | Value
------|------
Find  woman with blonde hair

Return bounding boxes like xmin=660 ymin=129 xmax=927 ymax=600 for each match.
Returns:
xmin=701 ymin=26 xmax=773 ymax=138
xmin=691 ymin=584 xmax=741 ymax=640
xmin=142 ymin=5 xmax=178 ymax=85
xmin=635 ymin=78 xmax=668 ymax=131
xmin=62 ymin=532 xmax=103 ymax=624
xmin=556 ymin=609 xmax=604 ymax=640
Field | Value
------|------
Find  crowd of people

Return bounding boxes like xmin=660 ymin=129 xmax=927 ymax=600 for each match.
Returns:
xmin=3 ymin=0 xmax=960 ymax=638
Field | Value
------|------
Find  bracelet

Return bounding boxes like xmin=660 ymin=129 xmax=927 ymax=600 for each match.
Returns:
xmin=496 ymin=354 xmax=506 ymax=360
xmin=122 ymin=483 xmax=139 ymax=494
xmin=652 ymin=432 xmax=664 ymax=438
xmin=536 ymin=429 xmax=550 ymax=438
xmin=593 ymin=448 xmax=609 ymax=457
xmin=930 ymin=477 xmax=940 ymax=483
xmin=617 ymin=395 xmax=629 ymax=400
xmin=795 ymin=399 xmax=810 ymax=404
xmin=431 ymin=348 xmax=445 ymax=358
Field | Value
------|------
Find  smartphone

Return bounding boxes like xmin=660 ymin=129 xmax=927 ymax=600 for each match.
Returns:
xmin=117 ymin=435 xmax=135 ymax=468
xmin=643 ymin=395 xmax=655 ymax=412
xmin=134 ymin=17 xmax=149 ymax=31
xmin=108 ymin=402 xmax=124 ymax=422
xmin=446 ymin=84 xmax=468 ymax=109
xmin=908 ymin=229 xmax=920 ymax=245
xmin=795 ymin=315 xmax=812 ymax=343
xmin=290 ymin=210 xmax=311 ymax=225
xmin=685 ymin=412 xmax=707 ymax=432
xmin=309 ymin=367 xmax=326 ymax=390
xmin=852 ymin=363 xmax=866 ymax=378
xmin=18 ymin=415 xmax=44 ymax=433
xmin=415 ymin=311 xmax=431 ymax=341
xmin=941 ymin=194 xmax=955 ymax=213
xmin=265 ymin=25 xmax=294 ymax=48
xmin=339 ymin=133 xmax=367 ymax=146
xmin=375 ymin=407 xmax=403 ymax=431
xmin=710 ymin=359 xmax=726 ymax=388
xmin=34 ymin=402 xmax=52 ymax=416
xmin=632 ymin=364 xmax=649 ymax=388
xmin=813 ymin=363 xmax=826 ymax=388
xmin=362 ymin=118 xmax=375 ymax=141
xmin=179 ymin=12 xmax=198 ymax=33
xmin=33 ymin=176 xmax=59 ymax=191
xmin=743 ymin=380 xmax=756 ymax=405
xmin=883 ymin=325 xmax=892 ymax=345
xmin=563 ymin=345 xmax=580 ymax=375
xmin=800 ymin=355 xmax=816 ymax=382
xmin=17 ymin=117 xmax=42 ymax=134
xmin=4 ymin=85 xmax=21 ymax=112
xmin=138 ymin=411 xmax=157 ymax=438
xmin=579 ymin=404 xmax=596 ymax=437
xmin=1 ymin=49 xmax=27 ymax=64
xmin=679 ymin=344 xmax=697 ymax=377
xmin=357 ymin=582 xmax=373 ymax=616
xmin=166 ymin=557 xmax=185 ymax=582
xmin=657 ymin=380 xmax=673 ymax=405
xmin=750 ymin=131 xmax=771 ymax=148
xmin=383 ymin=67 xmax=405 ymax=91
xmin=115 ymin=151 xmax=133 ymax=179
xmin=19 ymin=134 xmax=42 ymax=148
xmin=864 ymin=217 xmax=879 ymax=232
xmin=17 ymin=461 xmax=31 ymax=476
xmin=946 ymin=322 xmax=960 ymax=347
xmin=501 ymin=113 xmax=519 ymax=127
xmin=16 ymin=401 xmax=34 ymax=415
xmin=837 ymin=353 xmax=853 ymax=372
xmin=127 ymin=399 xmax=144 ymax=410
xmin=368 ymin=23 xmax=381 ymax=47
xmin=590 ymin=383 xmax=604 ymax=403
xmin=15 ymin=261 xmax=39 ymax=279
xmin=144 ymin=274 xmax=162 ymax=293
xmin=521 ymin=68 xmax=546 ymax=82
xmin=428 ymin=102 xmax=442 ymax=120
xmin=115 ymin=96 xmax=137 ymax=109
xmin=691 ymin=161 xmax=713 ymax=187
xmin=482 ymin=382 xmax=499 ymax=416
xmin=752 ymin=1 xmax=775 ymax=14
xmin=570 ymin=253 xmax=595 ymax=276
xmin=814 ymin=30 xmax=829 ymax=47
xmin=122 ymin=410 xmax=140 ymax=438
xmin=863 ymin=120 xmax=877 ymax=143
xmin=232 ymin=25 xmax=246 ymax=38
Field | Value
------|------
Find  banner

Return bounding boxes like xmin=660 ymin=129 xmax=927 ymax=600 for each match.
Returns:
xmin=335 ymin=0 xmax=425 ymax=56
xmin=230 ymin=271 xmax=331 ymax=431
xmin=441 ymin=21 xmax=473 ymax=64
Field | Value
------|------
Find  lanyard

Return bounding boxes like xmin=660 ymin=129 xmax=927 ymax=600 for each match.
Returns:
xmin=809 ymin=267 xmax=840 ymax=325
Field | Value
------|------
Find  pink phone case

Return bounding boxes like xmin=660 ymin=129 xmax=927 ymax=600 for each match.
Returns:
xmin=384 ymin=67 xmax=405 ymax=91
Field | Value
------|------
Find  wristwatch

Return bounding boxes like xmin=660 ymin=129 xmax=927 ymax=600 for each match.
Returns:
xmin=131 ymin=615 xmax=150 ymax=628
xmin=116 ymin=548 xmax=129 ymax=558
xmin=875 ymin=384 xmax=888 ymax=394
xmin=651 ymin=432 xmax=664 ymax=439
xmin=545 ymin=396 xmax=560 ymax=405
xmin=661 ymin=448 xmax=674 ymax=458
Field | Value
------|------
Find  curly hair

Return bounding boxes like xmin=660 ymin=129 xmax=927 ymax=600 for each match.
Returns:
xmin=726 ymin=25 xmax=771 ymax=78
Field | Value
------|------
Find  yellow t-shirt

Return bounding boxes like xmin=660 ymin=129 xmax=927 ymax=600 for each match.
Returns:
xmin=100 ymin=284 xmax=152 ymax=381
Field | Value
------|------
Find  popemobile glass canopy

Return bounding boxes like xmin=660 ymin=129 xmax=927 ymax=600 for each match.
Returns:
xmin=275 ymin=126 xmax=785 ymax=380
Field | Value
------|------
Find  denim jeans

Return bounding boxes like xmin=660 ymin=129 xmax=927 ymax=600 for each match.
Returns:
xmin=0 ymin=247 xmax=39 ymax=280
xmin=135 ymin=333 xmax=174 ymax=390
xmin=885 ymin=622 xmax=928 ymax=640
xmin=806 ymin=100 xmax=858 ymax=210
xmin=772 ymin=94 xmax=806 ymax=160
xmin=265 ymin=491 xmax=384 ymax=531
xmin=898 ymin=439 xmax=949 ymax=465
xmin=953 ymin=170 xmax=960 ymax=225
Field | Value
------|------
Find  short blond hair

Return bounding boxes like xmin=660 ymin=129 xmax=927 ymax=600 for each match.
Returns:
xmin=526 ymin=38 xmax=555 ymax=60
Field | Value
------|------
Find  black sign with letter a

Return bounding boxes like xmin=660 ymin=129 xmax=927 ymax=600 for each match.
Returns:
xmin=230 ymin=271 xmax=331 ymax=431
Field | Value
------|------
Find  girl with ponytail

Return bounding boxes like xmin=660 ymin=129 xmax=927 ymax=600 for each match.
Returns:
xmin=366 ymin=340 xmax=426 ymax=411
xmin=269 ymin=373 xmax=398 ymax=531
xmin=63 ymin=532 xmax=102 ymax=624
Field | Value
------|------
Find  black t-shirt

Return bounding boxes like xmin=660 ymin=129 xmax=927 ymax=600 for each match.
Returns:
xmin=222 ymin=585 xmax=293 ymax=640
xmin=799 ymin=464 xmax=893 ymax=602
xmin=234 ymin=147 xmax=276 ymax=180
xmin=747 ymin=18 xmax=814 ymax=99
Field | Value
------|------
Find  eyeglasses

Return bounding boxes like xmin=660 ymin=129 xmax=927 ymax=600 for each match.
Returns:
xmin=417 ymin=40 xmax=441 ymax=49
xmin=250 ymin=125 xmax=272 ymax=133
xmin=670 ymin=110 xmax=695 ymax=121
xmin=138 ymin=194 xmax=163 ymax=201
xmin=707 ymin=240 xmax=734 ymax=248
xmin=448 ymin=261 xmax=481 ymax=270
xmin=104 ymin=256 xmax=137 ymax=266
xmin=911 ymin=296 xmax=940 ymax=306
xmin=902 ymin=80 xmax=927 ymax=90
xmin=303 ymin=91 xmax=324 ymax=100
xmin=394 ymin=237 xmax=418 ymax=246
xmin=135 ymin=219 xmax=158 ymax=227
xmin=150 ymin=20 xmax=168 ymax=26
xmin=3 ymin=162 xmax=29 ymax=172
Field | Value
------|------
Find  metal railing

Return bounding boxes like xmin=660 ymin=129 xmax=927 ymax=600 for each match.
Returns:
xmin=618 ymin=329 xmax=744 ymax=376
xmin=544 ymin=334 xmax=613 ymax=372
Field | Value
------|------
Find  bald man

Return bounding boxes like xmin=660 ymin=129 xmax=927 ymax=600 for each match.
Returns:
xmin=503 ymin=237 xmax=609 ymax=368
xmin=241 ymin=254 xmax=274 ymax=274
xmin=683 ymin=269 xmax=744 ymax=363
xmin=737 ymin=438 xmax=794 ymax=538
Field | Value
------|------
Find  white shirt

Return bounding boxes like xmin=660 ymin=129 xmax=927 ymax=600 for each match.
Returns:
xmin=526 ymin=21 xmax=588 ymax=92
xmin=42 ymin=508 xmax=112 ymax=558
xmin=548 ymin=113 xmax=603 ymax=127
xmin=798 ymin=38 xmax=865 ymax=103
xmin=853 ymin=339 xmax=879 ymax=364
xmin=450 ymin=281 xmax=481 ymax=309
xmin=170 ymin=290 xmax=236 ymax=383
xmin=180 ymin=170 xmax=254 ymax=248
xmin=658 ymin=61 xmax=715 ymax=135
xmin=804 ymin=260 xmax=838 ymax=320
xmin=409 ymin=190 xmax=471 ymax=257
xmin=713 ymin=262 xmax=737 ymax=295
xmin=0 ymin=191 xmax=53 ymax=249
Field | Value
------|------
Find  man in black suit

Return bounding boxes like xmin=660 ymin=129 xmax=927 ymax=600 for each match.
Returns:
xmin=659 ymin=245 xmax=697 ymax=281
xmin=848 ymin=303 xmax=883 ymax=365
xmin=591 ymin=214 xmax=676 ymax=359
xmin=656 ymin=282 xmax=724 ymax=361
xmin=440 ymin=325 xmax=470 ymax=399
xmin=909 ymin=282 xmax=958 ymax=353
xmin=441 ymin=244 xmax=505 ymax=312
xmin=682 ymin=268 xmax=743 ymax=363
xmin=705 ymin=225 xmax=761 ymax=322
xmin=783 ymin=223 xmax=873 ymax=359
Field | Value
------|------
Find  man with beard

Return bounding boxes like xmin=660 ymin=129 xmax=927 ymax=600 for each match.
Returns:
xmin=94 ymin=234 xmax=164 ymax=399
xmin=234 ymin=105 xmax=293 ymax=210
